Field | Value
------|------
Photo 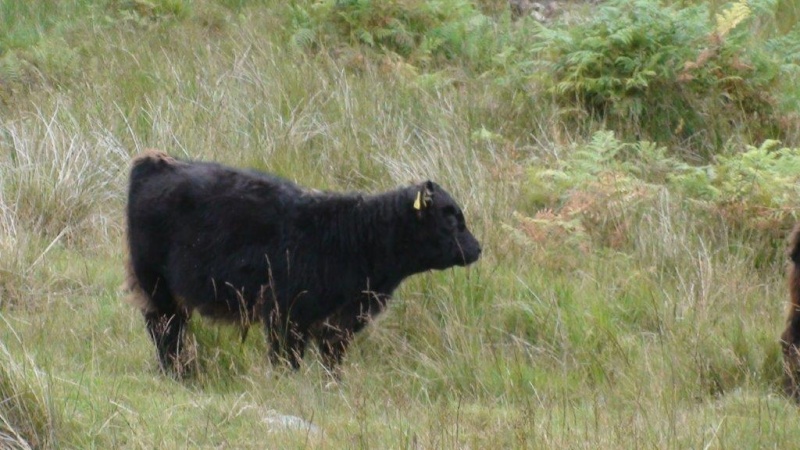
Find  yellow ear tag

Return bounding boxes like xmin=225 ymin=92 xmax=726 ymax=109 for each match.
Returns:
xmin=413 ymin=191 xmax=422 ymax=210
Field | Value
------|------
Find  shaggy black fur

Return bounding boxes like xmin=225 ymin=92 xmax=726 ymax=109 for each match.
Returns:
xmin=125 ymin=150 xmax=481 ymax=375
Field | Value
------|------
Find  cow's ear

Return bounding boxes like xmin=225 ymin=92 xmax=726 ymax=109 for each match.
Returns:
xmin=413 ymin=181 xmax=434 ymax=211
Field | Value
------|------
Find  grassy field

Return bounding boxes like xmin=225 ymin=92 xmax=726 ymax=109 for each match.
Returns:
xmin=2 ymin=0 xmax=800 ymax=448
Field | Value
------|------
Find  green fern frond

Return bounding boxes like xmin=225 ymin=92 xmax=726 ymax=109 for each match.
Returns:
xmin=715 ymin=0 xmax=751 ymax=37
xmin=356 ymin=29 xmax=374 ymax=46
xmin=291 ymin=28 xmax=316 ymax=49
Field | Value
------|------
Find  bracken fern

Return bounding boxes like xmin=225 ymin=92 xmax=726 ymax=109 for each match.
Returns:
xmin=531 ymin=0 xmax=794 ymax=157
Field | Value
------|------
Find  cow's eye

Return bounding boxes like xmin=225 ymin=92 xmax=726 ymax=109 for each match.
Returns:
xmin=456 ymin=213 xmax=466 ymax=232
xmin=447 ymin=215 xmax=458 ymax=229
xmin=440 ymin=207 xmax=464 ymax=232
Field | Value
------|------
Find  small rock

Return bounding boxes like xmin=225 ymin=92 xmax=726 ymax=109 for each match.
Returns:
xmin=262 ymin=410 xmax=322 ymax=435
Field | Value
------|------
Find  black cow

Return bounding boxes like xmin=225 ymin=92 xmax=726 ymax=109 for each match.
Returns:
xmin=125 ymin=150 xmax=481 ymax=375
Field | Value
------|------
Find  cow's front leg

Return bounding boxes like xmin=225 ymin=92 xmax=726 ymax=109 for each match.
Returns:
xmin=267 ymin=320 xmax=308 ymax=370
xmin=316 ymin=323 xmax=353 ymax=378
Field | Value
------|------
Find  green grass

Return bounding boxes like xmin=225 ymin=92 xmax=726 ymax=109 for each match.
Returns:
xmin=1 ymin=0 xmax=800 ymax=447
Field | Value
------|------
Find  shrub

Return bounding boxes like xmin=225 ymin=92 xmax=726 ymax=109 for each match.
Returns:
xmin=531 ymin=0 xmax=794 ymax=158
xmin=520 ymin=131 xmax=800 ymax=265
xmin=288 ymin=0 xmax=500 ymax=70
xmin=670 ymin=139 xmax=800 ymax=264
xmin=520 ymin=131 xmax=665 ymax=253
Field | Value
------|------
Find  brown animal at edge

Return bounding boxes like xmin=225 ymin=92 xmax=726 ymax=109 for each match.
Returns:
xmin=782 ymin=224 xmax=800 ymax=400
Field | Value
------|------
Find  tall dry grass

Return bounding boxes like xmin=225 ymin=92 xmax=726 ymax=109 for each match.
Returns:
xmin=0 ymin=0 xmax=798 ymax=448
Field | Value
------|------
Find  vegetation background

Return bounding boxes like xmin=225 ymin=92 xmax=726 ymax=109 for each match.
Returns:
xmin=1 ymin=0 xmax=800 ymax=447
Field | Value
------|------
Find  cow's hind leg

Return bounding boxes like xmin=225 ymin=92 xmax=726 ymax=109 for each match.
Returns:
xmin=145 ymin=306 xmax=190 ymax=376
xmin=127 ymin=267 xmax=189 ymax=375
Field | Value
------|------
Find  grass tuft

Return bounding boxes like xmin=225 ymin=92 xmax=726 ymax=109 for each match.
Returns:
xmin=0 ymin=327 xmax=58 ymax=449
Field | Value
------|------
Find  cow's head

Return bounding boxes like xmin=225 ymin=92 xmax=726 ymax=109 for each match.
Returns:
xmin=405 ymin=181 xmax=481 ymax=271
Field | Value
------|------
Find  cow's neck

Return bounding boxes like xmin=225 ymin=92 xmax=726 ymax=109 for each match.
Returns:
xmin=321 ymin=188 xmax=413 ymax=291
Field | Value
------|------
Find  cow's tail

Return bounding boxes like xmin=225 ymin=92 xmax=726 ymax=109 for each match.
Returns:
xmin=783 ymin=224 xmax=800 ymax=399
